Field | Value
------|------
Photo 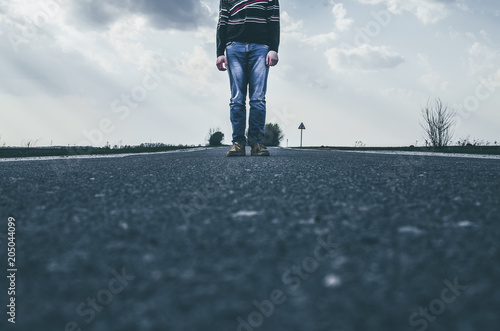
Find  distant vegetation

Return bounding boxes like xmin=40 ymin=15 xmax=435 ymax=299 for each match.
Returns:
xmin=2 ymin=110 xmax=497 ymax=159
xmin=456 ymin=136 xmax=498 ymax=147
xmin=420 ymin=98 xmax=455 ymax=148
xmin=263 ymin=123 xmax=284 ymax=146
xmin=354 ymin=141 xmax=366 ymax=148
xmin=22 ymin=139 xmax=41 ymax=148
xmin=417 ymin=97 xmax=498 ymax=152
xmin=205 ymin=123 xmax=284 ymax=147
xmin=206 ymin=128 xmax=225 ymax=146
xmin=0 ymin=143 xmax=198 ymax=158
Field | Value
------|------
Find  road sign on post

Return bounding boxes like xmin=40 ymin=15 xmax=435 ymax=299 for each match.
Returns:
xmin=298 ymin=122 xmax=306 ymax=147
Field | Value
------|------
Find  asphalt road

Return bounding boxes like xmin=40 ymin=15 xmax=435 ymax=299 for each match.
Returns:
xmin=1 ymin=147 xmax=499 ymax=331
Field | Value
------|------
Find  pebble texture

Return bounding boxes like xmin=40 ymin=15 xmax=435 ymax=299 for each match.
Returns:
xmin=1 ymin=148 xmax=499 ymax=331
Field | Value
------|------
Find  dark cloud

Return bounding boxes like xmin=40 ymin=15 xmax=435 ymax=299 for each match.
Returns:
xmin=68 ymin=1 xmax=121 ymax=28
xmin=67 ymin=0 xmax=212 ymax=31
xmin=134 ymin=0 xmax=212 ymax=30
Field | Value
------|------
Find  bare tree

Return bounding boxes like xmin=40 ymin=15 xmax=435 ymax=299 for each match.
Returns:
xmin=22 ymin=139 xmax=40 ymax=148
xmin=420 ymin=98 xmax=455 ymax=147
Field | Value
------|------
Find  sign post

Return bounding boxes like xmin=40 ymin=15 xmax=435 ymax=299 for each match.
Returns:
xmin=298 ymin=122 xmax=306 ymax=147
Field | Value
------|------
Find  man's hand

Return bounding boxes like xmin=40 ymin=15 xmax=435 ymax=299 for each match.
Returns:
xmin=216 ymin=56 xmax=227 ymax=71
xmin=266 ymin=51 xmax=279 ymax=67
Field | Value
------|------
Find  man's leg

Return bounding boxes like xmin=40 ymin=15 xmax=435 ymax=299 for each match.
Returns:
xmin=247 ymin=44 xmax=270 ymax=147
xmin=226 ymin=42 xmax=249 ymax=145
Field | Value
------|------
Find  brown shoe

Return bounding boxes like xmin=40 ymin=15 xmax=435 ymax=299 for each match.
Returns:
xmin=250 ymin=143 xmax=270 ymax=156
xmin=227 ymin=142 xmax=246 ymax=156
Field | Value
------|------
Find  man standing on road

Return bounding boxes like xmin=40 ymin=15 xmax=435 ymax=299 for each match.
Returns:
xmin=216 ymin=0 xmax=280 ymax=157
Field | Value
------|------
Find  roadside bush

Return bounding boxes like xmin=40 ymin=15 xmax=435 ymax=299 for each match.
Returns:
xmin=263 ymin=123 xmax=284 ymax=146
xmin=207 ymin=128 xmax=224 ymax=146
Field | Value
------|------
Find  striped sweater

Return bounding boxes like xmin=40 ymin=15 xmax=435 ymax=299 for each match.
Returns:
xmin=216 ymin=0 xmax=280 ymax=57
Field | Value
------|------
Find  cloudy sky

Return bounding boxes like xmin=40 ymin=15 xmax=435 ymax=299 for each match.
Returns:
xmin=1 ymin=0 xmax=499 ymax=147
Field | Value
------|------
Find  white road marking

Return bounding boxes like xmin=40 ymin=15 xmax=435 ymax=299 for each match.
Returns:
xmin=0 ymin=148 xmax=210 ymax=162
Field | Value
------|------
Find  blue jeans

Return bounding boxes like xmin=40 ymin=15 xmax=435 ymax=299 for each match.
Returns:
xmin=226 ymin=42 xmax=270 ymax=146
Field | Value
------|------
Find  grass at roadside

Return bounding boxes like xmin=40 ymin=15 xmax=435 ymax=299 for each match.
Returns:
xmin=2 ymin=144 xmax=499 ymax=158
xmin=295 ymin=145 xmax=500 ymax=156
xmin=0 ymin=144 xmax=201 ymax=158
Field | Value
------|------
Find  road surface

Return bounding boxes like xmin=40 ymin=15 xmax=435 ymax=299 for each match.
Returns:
xmin=1 ymin=147 xmax=499 ymax=331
